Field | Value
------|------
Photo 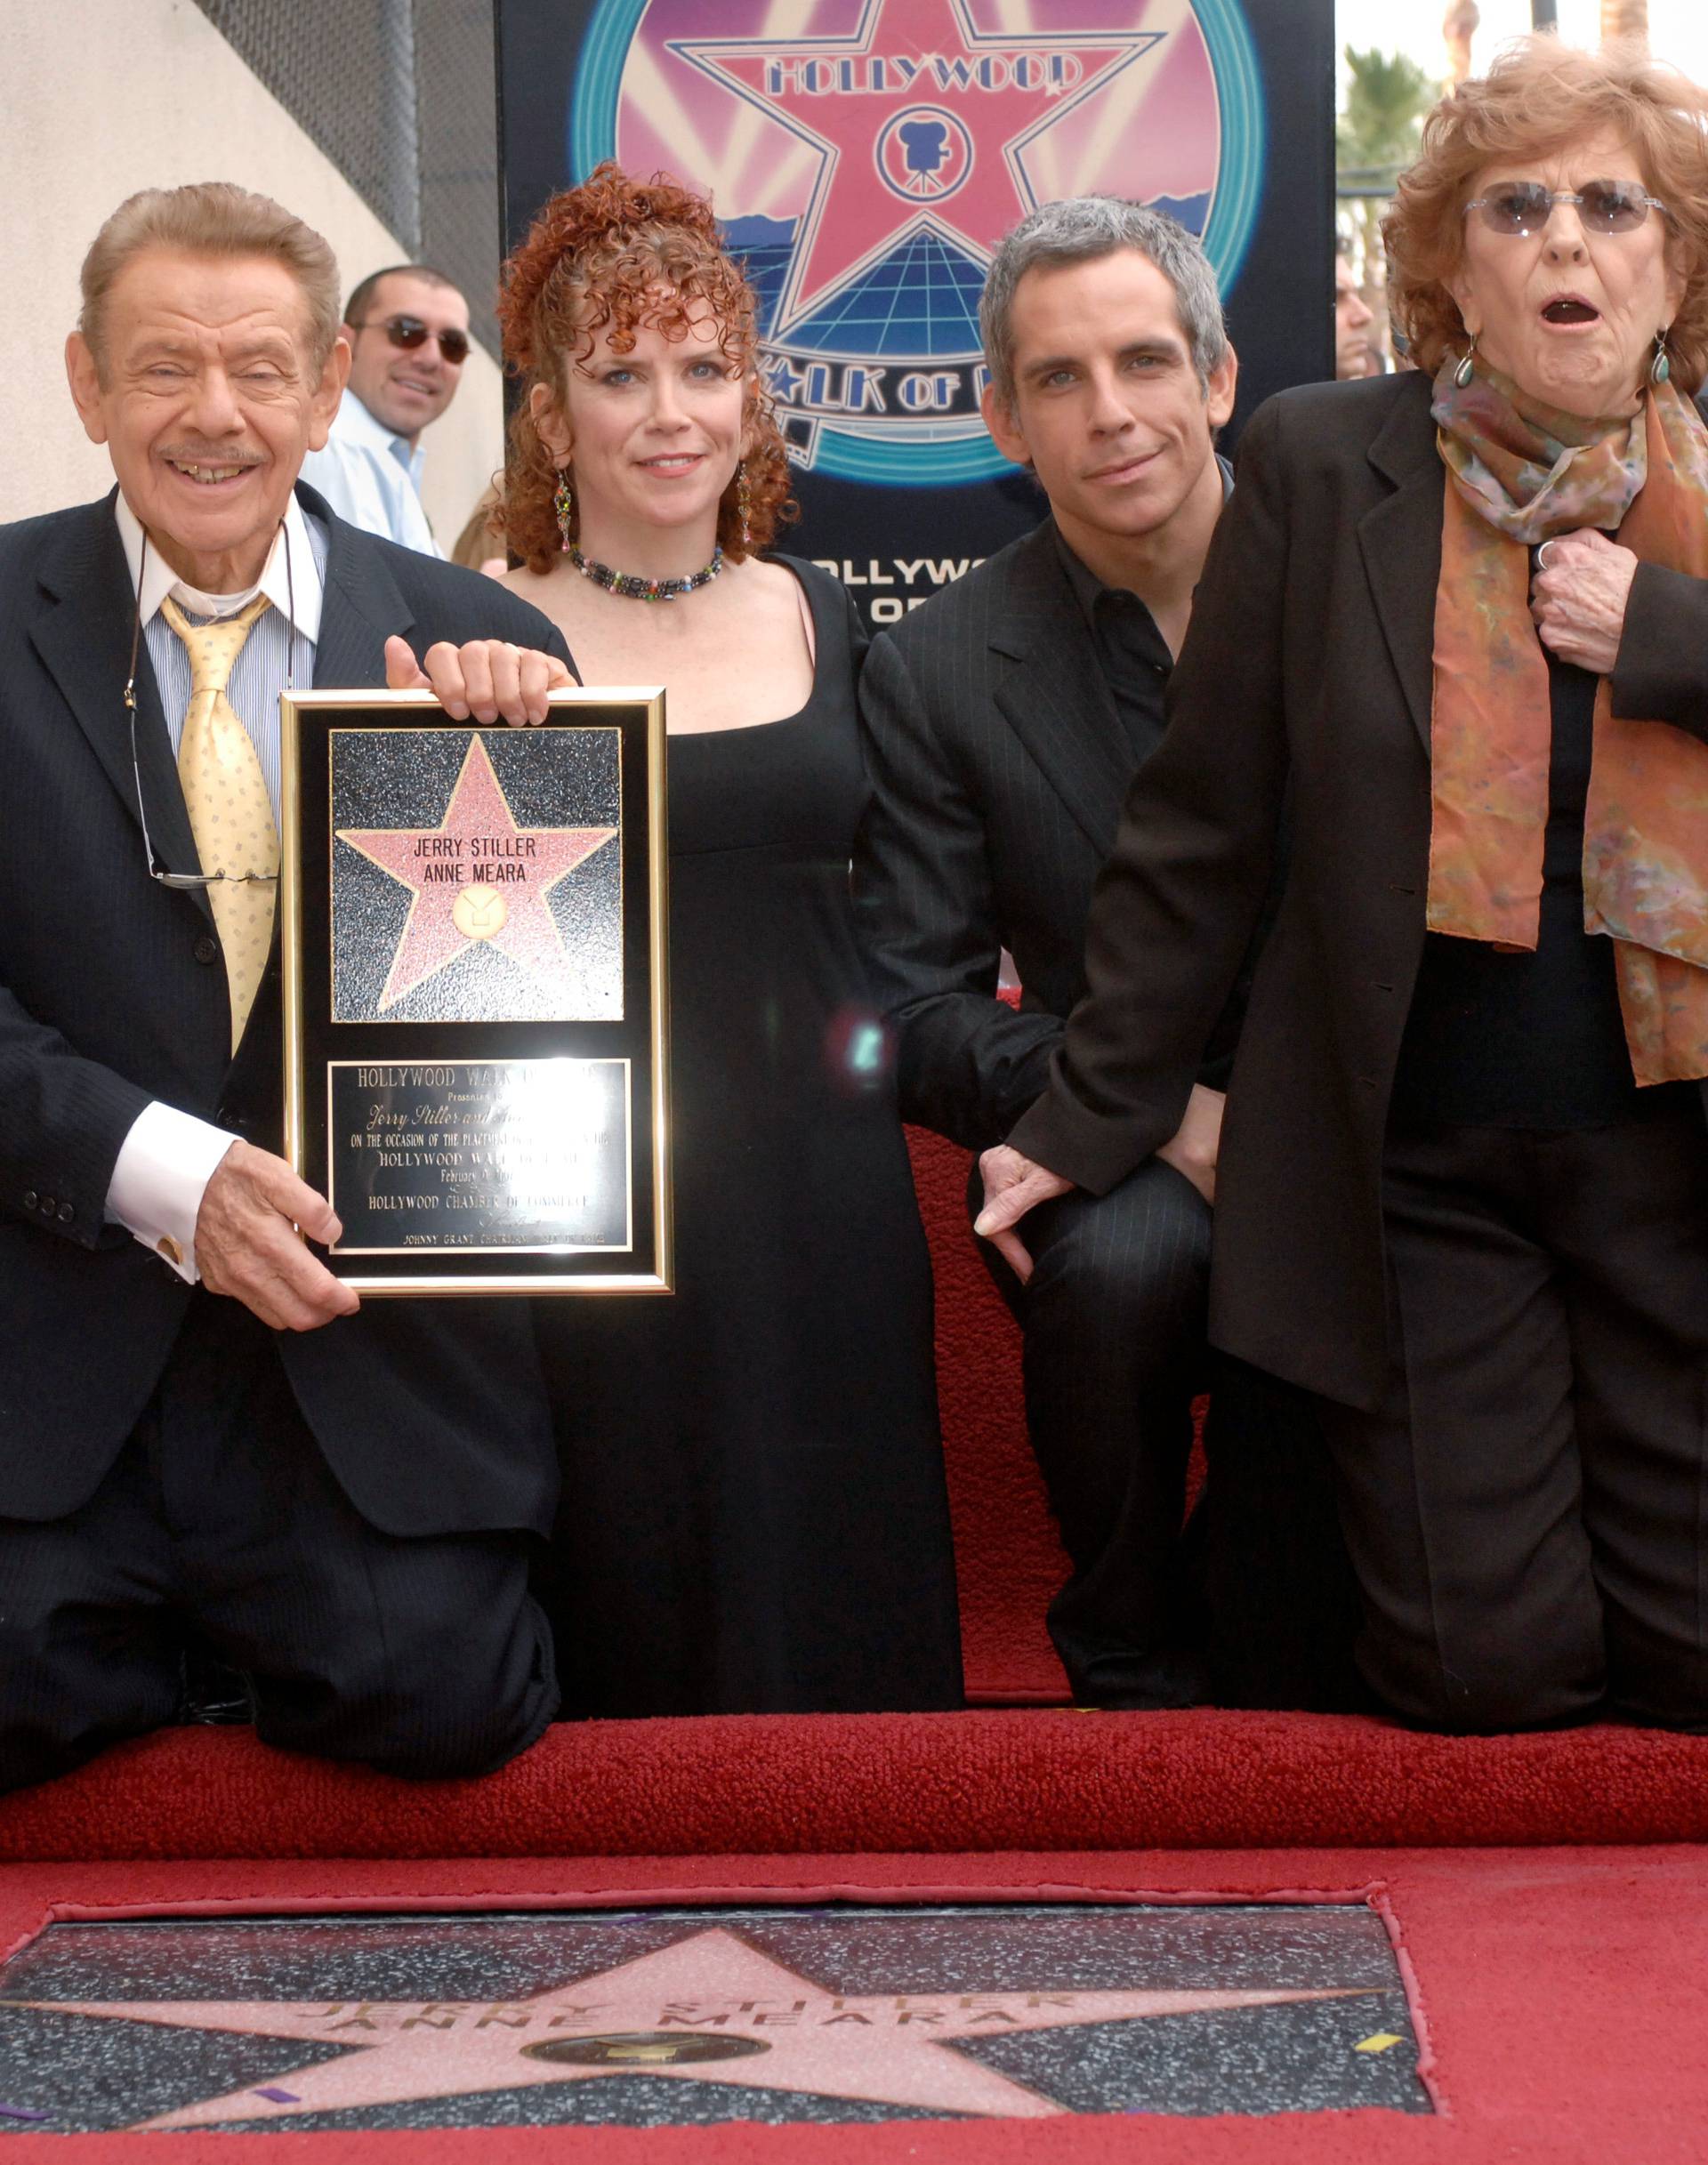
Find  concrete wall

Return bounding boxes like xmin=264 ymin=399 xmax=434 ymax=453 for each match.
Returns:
xmin=1 ymin=0 xmax=503 ymax=550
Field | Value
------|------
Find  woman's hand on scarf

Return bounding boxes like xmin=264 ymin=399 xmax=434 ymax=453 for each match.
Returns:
xmin=1530 ymin=529 xmax=1640 ymax=677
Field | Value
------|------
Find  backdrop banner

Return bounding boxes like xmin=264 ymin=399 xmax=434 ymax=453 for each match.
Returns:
xmin=496 ymin=0 xmax=1335 ymax=631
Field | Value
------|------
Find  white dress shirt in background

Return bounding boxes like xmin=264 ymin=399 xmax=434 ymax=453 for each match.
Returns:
xmin=301 ymin=390 xmax=443 ymax=558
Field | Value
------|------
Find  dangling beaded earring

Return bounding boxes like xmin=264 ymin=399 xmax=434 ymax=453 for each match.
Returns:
xmin=736 ymin=460 xmax=753 ymax=551
xmin=1650 ymin=328 xmax=1672 ymax=386
xmin=552 ymin=471 xmax=575 ymax=551
xmin=1454 ymin=332 xmax=1478 ymax=390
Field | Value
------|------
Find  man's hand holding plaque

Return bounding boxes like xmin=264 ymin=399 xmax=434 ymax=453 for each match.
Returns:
xmin=197 ymin=1141 xmax=359 ymax=1332
xmin=383 ymin=633 xmax=576 ymax=726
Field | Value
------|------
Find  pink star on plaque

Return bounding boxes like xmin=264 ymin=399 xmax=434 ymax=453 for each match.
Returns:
xmin=8 ymin=1928 xmax=1376 ymax=2129
xmin=336 ymin=734 xmax=616 ymax=1012
xmin=672 ymin=0 xmax=1164 ymax=334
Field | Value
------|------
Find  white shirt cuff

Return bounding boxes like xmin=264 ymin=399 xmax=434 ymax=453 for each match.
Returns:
xmin=106 ymin=1101 xmax=236 ymax=1283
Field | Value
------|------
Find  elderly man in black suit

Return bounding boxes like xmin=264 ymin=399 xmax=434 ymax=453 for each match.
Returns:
xmin=0 ymin=182 xmax=577 ymax=1792
xmin=855 ymin=198 xmax=1274 ymax=1709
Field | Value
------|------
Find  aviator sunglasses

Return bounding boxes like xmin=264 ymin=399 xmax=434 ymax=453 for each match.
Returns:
xmin=350 ymin=313 xmax=471 ymax=366
xmin=1462 ymin=178 xmax=1670 ymax=237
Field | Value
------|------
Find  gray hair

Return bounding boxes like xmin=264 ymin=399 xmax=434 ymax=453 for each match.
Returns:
xmin=78 ymin=182 xmax=342 ymax=378
xmin=979 ymin=197 xmax=1228 ymax=407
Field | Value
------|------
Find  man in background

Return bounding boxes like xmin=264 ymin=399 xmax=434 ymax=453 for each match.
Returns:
xmin=1335 ymin=244 xmax=1379 ymax=380
xmin=301 ymin=263 xmax=471 ymax=554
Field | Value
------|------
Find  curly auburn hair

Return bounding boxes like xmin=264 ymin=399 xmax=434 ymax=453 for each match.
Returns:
xmin=496 ymin=162 xmax=794 ymax=574
xmin=1383 ymin=38 xmax=1708 ymax=396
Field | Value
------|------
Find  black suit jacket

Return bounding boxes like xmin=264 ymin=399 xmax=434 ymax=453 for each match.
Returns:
xmin=854 ymin=519 xmax=1172 ymax=1154
xmin=1011 ymin=369 xmax=1708 ymax=1409
xmin=0 ymin=485 xmax=575 ymax=1533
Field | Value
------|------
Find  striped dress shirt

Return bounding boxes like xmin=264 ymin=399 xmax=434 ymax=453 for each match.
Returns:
xmin=116 ymin=492 xmax=326 ymax=829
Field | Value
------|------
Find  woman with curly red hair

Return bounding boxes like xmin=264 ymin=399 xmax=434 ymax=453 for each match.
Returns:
xmin=498 ymin=164 xmax=963 ymax=1718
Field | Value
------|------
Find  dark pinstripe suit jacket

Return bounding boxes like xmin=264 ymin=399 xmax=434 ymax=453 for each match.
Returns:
xmin=854 ymin=516 xmax=1239 ymax=1155
xmin=0 ymin=486 xmax=571 ymax=1534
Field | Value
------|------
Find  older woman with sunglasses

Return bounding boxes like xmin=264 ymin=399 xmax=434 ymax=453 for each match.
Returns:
xmin=979 ymin=41 xmax=1708 ymax=1733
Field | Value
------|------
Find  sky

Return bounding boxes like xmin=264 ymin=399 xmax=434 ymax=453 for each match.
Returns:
xmin=1335 ymin=0 xmax=1708 ymax=92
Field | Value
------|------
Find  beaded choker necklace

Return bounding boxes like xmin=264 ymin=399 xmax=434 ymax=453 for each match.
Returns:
xmin=569 ymin=543 xmax=724 ymax=602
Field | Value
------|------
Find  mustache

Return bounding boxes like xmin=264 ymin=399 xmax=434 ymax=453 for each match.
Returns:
xmin=158 ymin=443 xmax=266 ymax=468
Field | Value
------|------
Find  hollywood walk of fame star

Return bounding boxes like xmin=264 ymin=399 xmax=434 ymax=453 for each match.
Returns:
xmin=336 ymin=733 xmax=616 ymax=1013
xmin=4 ymin=1927 xmax=1378 ymax=2130
xmin=672 ymin=0 xmax=1165 ymax=336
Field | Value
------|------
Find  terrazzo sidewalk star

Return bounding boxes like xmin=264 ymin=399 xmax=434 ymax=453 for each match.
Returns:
xmin=336 ymin=731 xmax=616 ymax=1011
xmin=8 ymin=1928 xmax=1369 ymax=2129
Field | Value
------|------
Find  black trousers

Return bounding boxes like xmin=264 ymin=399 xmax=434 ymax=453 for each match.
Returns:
xmin=0 ymin=1292 xmax=558 ymax=1794
xmin=1313 ymin=1103 xmax=1708 ymax=1733
xmin=977 ymin=1160 xmax=1364 ymax=1710
xmin=1198 ymin=1355 xmax=1366 ymax=1712
xmin=978 ymin=1155 xmax=1213 ymax=1704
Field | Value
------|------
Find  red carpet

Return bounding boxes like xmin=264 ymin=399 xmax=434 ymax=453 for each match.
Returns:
xmin=906 ymin=1123 xmax=1208 ymax=1703
xmin=5 ymin=1710 xmax=1708 ymax=1861
xmin=5 ymin=1126 xmax=1705 ymax=2155
xmin=905 ymin=1123 xmax=1071 ymax=1703
xmin=0 ymin=1845 xmax=1702 ymax=2161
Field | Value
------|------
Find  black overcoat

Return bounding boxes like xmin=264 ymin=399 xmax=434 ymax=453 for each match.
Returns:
xmin=1011 ymin=370 xmax=1708 ymax=1409
xmin=0 ymin=484 xmax=575 ymax=1532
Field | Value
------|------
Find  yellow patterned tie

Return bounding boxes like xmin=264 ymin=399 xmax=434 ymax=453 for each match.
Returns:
xmin=159 ymin=592 xmax=278 ymax=1054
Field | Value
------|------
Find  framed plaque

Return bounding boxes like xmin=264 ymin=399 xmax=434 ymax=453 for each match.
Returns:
xmin=279 ymin=688 xmax=670 ymax=1295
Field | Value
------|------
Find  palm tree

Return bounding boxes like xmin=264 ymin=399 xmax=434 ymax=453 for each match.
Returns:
xmin=1338 ymin=45 xmax=1439 ymax=365
xmin=1600 ymin=0 xmax=1648 ymax=51
xmin=1338 ymin=46 xmax=1438 ymax=186
xmin=1443 ymin=3 xmax=1479 ymax=85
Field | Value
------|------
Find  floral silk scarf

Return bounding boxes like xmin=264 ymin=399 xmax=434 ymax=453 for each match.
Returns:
xmin=1430 ymin=357 xmax=1708 ymax=1086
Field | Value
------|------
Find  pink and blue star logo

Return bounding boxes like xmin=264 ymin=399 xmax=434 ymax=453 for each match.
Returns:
xmin=570 ymin=0 xmax=1264 ymax=485
xmin=877 ymin=107 xmax=975 ymax=206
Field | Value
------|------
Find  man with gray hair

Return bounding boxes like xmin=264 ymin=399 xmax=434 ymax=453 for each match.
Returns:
xmin=0 ymin=181 xmax=576 ymax=1791
xmin=853 ymin=197 xmax=1244 ymax=1708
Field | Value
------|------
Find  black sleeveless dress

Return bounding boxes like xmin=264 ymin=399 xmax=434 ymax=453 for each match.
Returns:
xmin=535 ymin=559 xmax=964 ymax=1716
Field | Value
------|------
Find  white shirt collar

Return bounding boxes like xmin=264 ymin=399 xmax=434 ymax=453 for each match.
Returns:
xmin=337 ymin=390 xmax=426 ymax=486
xmin=115 ymin=487 xmax=324 ymax=643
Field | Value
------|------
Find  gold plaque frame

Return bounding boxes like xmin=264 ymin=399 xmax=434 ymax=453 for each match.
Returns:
xmin=280 ymin=687 xmax=671 ymax=1295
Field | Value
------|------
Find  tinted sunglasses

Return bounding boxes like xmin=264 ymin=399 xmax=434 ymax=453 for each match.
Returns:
xmin=1462 ymin=180 xmax=1669 ymax=237
xmin=354 ymin=313 xmax=471 ymax=365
